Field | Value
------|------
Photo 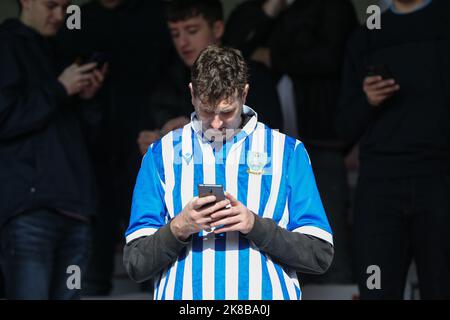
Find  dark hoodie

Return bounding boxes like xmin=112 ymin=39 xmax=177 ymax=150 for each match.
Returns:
xmin=0 ymin=19 xmax=98 ymax=227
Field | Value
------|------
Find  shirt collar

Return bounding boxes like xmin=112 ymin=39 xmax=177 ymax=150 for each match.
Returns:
xmin=190 ymin=105 xmax=259 ymax=145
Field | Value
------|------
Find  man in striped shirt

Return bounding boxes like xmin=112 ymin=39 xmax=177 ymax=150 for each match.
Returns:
xmin=123 ymin=45 xmax=334 ymax=300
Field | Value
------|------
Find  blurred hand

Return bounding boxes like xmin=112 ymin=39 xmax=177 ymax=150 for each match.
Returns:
xmin=363 ymin=76 xmax=400 ymax=107
xmin=170 ymin=196 xmax=231 ymax=241
xmin=161 ymin=116 xmax=190 ymax=135
xmin=137 ymin=130 xmax=161 ymax=155
xmin=263 ymin=0 xmax=288 ymax=17
xmin=58 ymin=62 xmax=98 ymax=96
xmin=251 ymin=47 xmax=271 ymax=68
xmin=210 ymin=192 xmax=255 ymax=235
xmin=79 ymin=63 xmax=108 ymax=100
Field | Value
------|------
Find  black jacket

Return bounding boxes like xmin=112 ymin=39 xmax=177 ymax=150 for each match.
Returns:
xmin=55 ymin=0 xmax=175 ymax=165
xmin=225 ymin=0 xmax=358 ymax=147
xmin=54 ymin=0 xmax=176 ymax=216
xmin=146 ymin=57 xmax=283 ymax=131
xmin=0 ymin=19 xmax=98 ymax=227
xmin=336 ymin=0 xmax=450 ymax=178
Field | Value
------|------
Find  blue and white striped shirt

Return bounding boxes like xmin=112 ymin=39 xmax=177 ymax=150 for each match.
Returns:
xmin=125 ymin=106 xmax=333 ymax=300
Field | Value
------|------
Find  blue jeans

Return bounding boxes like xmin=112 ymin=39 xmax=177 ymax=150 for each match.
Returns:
xmin=0 ymin=209 xmax=91 ymax=299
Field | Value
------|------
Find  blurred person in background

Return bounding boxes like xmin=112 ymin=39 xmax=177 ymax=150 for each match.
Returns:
xmin=225 ymin=0 xmax=359 ymax=285
xmin=137 ymin=0 xmax=283 ymax=156
xmin=337 ymin=0 xmax=450 ymax=299
xmin=55 ymin=0 xmax=175 ymax=296
xmin=0 ymin=0 xmax=106 ymax=299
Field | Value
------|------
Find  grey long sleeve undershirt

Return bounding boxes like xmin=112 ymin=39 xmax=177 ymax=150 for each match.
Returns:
xmin=123 ymin=214 xmax=334 ymax=283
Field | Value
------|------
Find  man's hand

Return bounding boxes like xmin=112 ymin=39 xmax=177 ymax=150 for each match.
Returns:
xmin=137 ymin=130 xmax=161 ymax=155
xmin=363 ymin=76 xmax=400 ymax=107
xmin=161 ymin=116 xmax=190 ymax=136
xmin=210 ymin=192 xmax=255 ymax=235
xmin=58 ymin=62 xmax=98 ymax=96
xmin=170 ymin=196 xmax=231 ymax=241
xmin=79 ymin=63 xmax=108 ymax=100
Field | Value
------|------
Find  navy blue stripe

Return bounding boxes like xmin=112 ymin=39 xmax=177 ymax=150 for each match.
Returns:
xmin=192 ymin=234 xmax=203 ymax=300
xmin=272 ymin=136 xmax=294 ymax=223
xmin=260 ymin=254 xmax=273 ymax=299
xmin=238 ymin=138 xmax=250 ymax=300
xmin=238 ymin=234 xmax=250 ymax=300
xmin=273 ymin=263 xmax=290 ymax=300
xmin=214 ymin=145 xmax=226 ymax=300
xmin=295 ymin=283 xmax=301 ymax=300
xmin=172 ymin=130 xmax=183 ymax=216
xmin=192 ymin=131 xmax=204 ymax=300
xmin=161 ymin=267 xmax=171 ymax=300
xmin=173 ymin=248 xmax=187 ymax=299
xmin=258 ymin=127 xmax=272 ymax=216
xmin=152 ymin=140 xmax=165 ymax=185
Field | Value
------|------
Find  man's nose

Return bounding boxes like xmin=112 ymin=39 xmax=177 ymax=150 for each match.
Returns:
xmin=210 ymin=115 xmax=223 ymax=129
xmin=178 ymin=33 xmax=189 ymax=48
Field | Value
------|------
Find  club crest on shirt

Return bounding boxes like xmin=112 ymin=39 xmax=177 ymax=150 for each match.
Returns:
xmin=182 ymin=152 xmax=193 ymax=165
xmin=247 ymin=151 xmax=268 ymax=175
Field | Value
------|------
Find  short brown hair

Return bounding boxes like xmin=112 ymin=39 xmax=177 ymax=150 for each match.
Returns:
xmin=191 ymin=45 xmax=248 ymax=111
xmin=166 ymin=0 xmax=223 ymax=27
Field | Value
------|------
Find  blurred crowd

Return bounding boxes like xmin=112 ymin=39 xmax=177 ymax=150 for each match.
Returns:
xmin=0 ymin=0 xmax=449 ymax=300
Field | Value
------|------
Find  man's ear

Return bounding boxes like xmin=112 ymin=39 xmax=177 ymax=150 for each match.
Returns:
xmin=189 ymin=82 xmax=195 ymax=105
xmin=242 ymin=84 xmax=249 ymax=104
xmin=212 ymin=20 xmax=224 ymax=42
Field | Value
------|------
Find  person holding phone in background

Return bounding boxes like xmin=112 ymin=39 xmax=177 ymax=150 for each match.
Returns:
xmin=336 ymin=0 xmax=450 ymax=299
xmin=123 ymin=45 xmax=334 ymax=300
xmin=0 ymin=0 xmax=107 ymax=299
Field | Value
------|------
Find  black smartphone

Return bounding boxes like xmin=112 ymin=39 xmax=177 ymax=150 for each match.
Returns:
xmin=198 ymin=184 xmax=226 ymax=202
xmin=365 ymin=64 xmax=394 ymax=80
xmin=85 ymin=51 xmax=109 ymax=69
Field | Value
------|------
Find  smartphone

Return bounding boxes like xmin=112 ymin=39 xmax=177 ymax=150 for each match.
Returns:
xmin=365 ymin=64 xmax=394 ymax=80
xmin=198 ymin=184 xmax=228 ymax=232
xmin=85 ymin=51 xmax=109 ymax=69
xmin=198 ymin=184 xmax=226 ymax=202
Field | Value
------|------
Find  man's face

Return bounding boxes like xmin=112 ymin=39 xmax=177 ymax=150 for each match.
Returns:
xmin=190 ymin=84 xmax=249 ymax=142
xmin=97 ymin=0 xmax=124 ymax=10
xmin=168 ymin=15 xmax=224 ymax=67
xmin=20 ymin=0 xmax=68 ymax=37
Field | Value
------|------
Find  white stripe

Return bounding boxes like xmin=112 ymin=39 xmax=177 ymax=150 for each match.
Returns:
xmin=125 ymin=227 xmax=158 ymax=243
xmin=293 ymin=226 xmax=334 ymax=245
xmin=182 ymin=242 xmax=193 ymax=300
xmin=289 ymin=269 xmax=301 ymax=300
xmin=247 ymin=123 xmax=265 ymax=300
xmin=181 ymin=124 xmax=194 ymax=209
xmin=224 ymin=140 xmax=244 ymax=300
xmin=265 ymin=255 xmax=284 ymax=300
xmin=246 ymin=123 xmax=265 ymax=214
xmin=201 ymin=142 xmax=215 ymax=300
xmin=156 ymin=268 xmax=169 ymax=300
xmin=282 ymin=268 xmax=298 ymax=300
xmin=164 ymin=259 xmax=179 ymax=300
xmin=278 ymin=201 xmax=289 ymax=229
xmin=248 ymin=243 xmax=262 ymax=300
xmin=162 ymin=132 xmax=175 ymax=219
xmin=262 ymin=132 xmax=285 ymax=218
xmin=181 ymin=125 xmax=194 ymax=299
